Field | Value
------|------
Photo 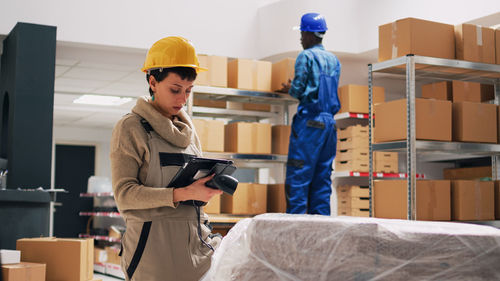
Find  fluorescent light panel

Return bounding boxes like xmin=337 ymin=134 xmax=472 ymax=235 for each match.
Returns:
xmin=73 ymin=94 xmax=132 ymax=106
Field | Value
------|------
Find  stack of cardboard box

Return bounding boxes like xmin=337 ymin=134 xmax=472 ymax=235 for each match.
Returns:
xmin=1 ymin=249 xmax=46 ymax=281
xmin=336 ymin=125 xmax=369 ymax=172
xmin=336 ymin=185 xmax=370 ymax=217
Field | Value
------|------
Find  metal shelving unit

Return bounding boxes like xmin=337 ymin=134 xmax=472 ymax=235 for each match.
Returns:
xmin=190 ymin=85 xmax=298 ymax=124
xmin=368 ymin=55 xmax=500 ymax=220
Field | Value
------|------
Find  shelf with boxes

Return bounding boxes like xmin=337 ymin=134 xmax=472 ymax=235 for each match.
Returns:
xmin=184 ymin=56 xmax=296 ymax=224
xmin=368 ymin=54 xmax=500 ymax=221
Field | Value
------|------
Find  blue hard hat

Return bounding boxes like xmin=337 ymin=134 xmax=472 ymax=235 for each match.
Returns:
xmin=300 ymin=13 xmax=328 ymax=32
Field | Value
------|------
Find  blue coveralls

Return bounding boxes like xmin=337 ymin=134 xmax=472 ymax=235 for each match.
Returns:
xmin=285 ymin=44 xmax=341 ymax=215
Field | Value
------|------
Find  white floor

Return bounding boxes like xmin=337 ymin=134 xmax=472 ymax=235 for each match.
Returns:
xmin=95 ymin=273 xmax=124 ymax=281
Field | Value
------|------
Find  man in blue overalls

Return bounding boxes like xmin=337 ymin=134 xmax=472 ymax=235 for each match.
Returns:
xmin=283 ymin=13 xmax=341 ymax=215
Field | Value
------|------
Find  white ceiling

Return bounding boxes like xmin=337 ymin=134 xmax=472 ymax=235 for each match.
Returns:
xmin=53 ymin=42 xmax=148 ymax=129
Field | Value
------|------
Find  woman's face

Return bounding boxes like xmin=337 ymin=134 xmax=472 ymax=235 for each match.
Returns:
xmin=149 ymin=72 xmax=194 ymax=118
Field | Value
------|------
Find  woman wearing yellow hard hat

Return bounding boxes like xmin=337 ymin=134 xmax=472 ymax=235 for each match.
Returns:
xmin=110 ymin=36 xmax=222 ymax=281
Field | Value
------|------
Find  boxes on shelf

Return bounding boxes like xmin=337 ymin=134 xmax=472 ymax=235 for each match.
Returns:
xmin=337 ymin=136 xmax=369 ymax=150
xmin=203 ymin=194 xmax=221 ymax=214
xmin=94 ymin=247 xmax=107 ymax=264
xmin=1 ymin=262 xmax=46 ymax=281
xmin=197 ymin=55 xmax=228 ymax=87
xmin=443 ymin=166 xmax=491 ymax=180
xmin=16 ymin=237 xmax=94 ymax=281
xmin=271 ymin=125 xmax=291 ymax=155
xmin=271 ymin=58 xmax=295 ymax=92
xmin=374 ymin=98 xmax=452 ymax=142
xmin=228 ymin=59 xmax=272 ymax=91
xmin=497 ymin=29 xmax=500 ymax=64
xmin=336 ymin=148 xmax=368 ymax=162
xmin=495 ymin=181 xmax=500 ymax=219
xmin=338 ymin=196 xmax=370 ymax=209
xmin=451 ymin=81 xmax=494 ymax=103
xmin=335 ymin=158 xmax=369 ymax=172
xmin=374 ymin=180 xmax=451 ymax=221
xmin=337 ymin=125 xmax=368 ymax=139
xmin=373 ymin=151 xmax=398 ymax=173
xmin=336 ymin=185 xmax=370 ymax=199
xmin=193 ymin=98 xmax=227 ymax=109
xmin=337 ymin=207 xmax=370 ymax=217
xmin=452 ymin=102 xmax=497 ymax=143
xmin=421 ymin=81 xmax=452 ymax=101
xmin=267 ymin=184 xmax=286 ymax=213
xmin=451 ymin=180 xmax=494 ymax=221
xmin=455 ymin=24 xmax=495 ymax=64
xmin=192 ymin=119 xmax=225 ymax=152
xmin=378 ymin=18 xmax=455 ymax=62
xmin=225 ymin=122 xmax=271 ymax=154
xmin=221 ymin=183 xmax=267 ymax=215
xmin=338 ymin=84 xmax=385 ymax=114
xmin=104 ymin=246 xmax=120 ymax=265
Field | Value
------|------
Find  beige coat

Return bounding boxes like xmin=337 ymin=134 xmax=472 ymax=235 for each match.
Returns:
xmin=110 ymin=98 xmax=220 ymax=281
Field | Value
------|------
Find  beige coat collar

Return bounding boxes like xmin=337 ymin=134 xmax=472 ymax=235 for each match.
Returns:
xmin=132 ymin=97 xmax=193 ymax=148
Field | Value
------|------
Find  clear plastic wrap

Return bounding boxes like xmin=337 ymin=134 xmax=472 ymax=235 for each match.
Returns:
xmin=202 ymin=213 xmax=500 ymax=281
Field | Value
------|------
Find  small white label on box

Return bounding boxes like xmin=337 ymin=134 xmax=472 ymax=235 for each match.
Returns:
xmin=0 ymin=249 xmax=20 ymax=264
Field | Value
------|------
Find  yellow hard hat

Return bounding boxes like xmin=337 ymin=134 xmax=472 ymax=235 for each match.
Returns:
xmin=141 ymin=36 xmax=207 ymax=73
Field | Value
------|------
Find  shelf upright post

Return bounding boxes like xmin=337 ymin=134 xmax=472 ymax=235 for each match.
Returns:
xmin=368 ymin=63 xmax=374 ymax=217
xmin=406 ymin=55 xmax=417 ymax=220
xmin=493 ymin=79 xmax=500 ymax=180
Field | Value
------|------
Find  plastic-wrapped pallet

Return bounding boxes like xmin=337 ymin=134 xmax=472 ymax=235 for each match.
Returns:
xmin=202 ymin=213 xmax=500 ymax=281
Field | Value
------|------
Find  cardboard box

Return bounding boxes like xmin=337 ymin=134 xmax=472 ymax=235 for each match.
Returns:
xmin=338 ymin=85 xmax=385 ymax=114
xmin=335 ymin=158 xmax=369 ymax=172
xmin=221 ymin=183 xmax=267 ymax=215
xmin=378 ymin=18 xmax=455 ymax=62
xmin=252 ymin=123 xmax=272 ymax=154
xmin=451 ymin=180 xmax=494 ymax=221
xmin=374 ymin=180 xmax=451 ymax=221
xmin=443 ymin=166 xmax=492 ymax=180
xmin=228 ymin=59 xmax=272 ymax=91
xmin=336 ymin=185 xmax=370 ymax=199
xmin=271 ymin=58 xmax=295 ymax=92
xmin=338 ymin=196 xmax=370 ymax=209
xmin=452 ymin=102 xmax=497 ymax=143
xmin=196 ymin=55 xmax=228 ymax=87
xmin=16 ymin=237 xmax=93 ymax=281
xmin=495 ymin=181 xmax=500 ymax=219
xmin=421 ymin=81 xmax=452 ymax=101
xmin=337 ymin=207 xmax=370 ymax=217
xmin=455 ymin=24 xmax=495 ymax=64
xmin=452 ymin=82 xmax=495 ymax=103
xmin=193 ymin=98 xmax=226 ymax=109
xmin=337 ymin=137 xmax=368 ymax=150
xmin=242 ymin=103 xmax=271 ymax=112
xmin=373 ymin=152 xmax=398 ymax=164
xmin=2 ymin=262 xmax=46 ymax=281
xmin=374 ymin=98 xmax=452 ymax=142
xmin=192 ymin=119 xmax=225 ymax=152
xmin=225 ymin=122 xmax=252 ymax=153
xmin=338 ymin=125 xmax=368 ymax=139
xmin=0 ymin=250 xmax=20 ymax=264
xmin=337 ymin=148 xmax=369 ymax=162
xmin=374 ymin=161 xmax=398 ymax=173
xmin=104 ymin=246 xmax=120 ymax=265
xmin=497 ymin=29 xmax=500 ymax=64
xmin=94 ymin=248 xmax=107 ymax=264
xmin=271 ymin=125 xmax=291 ymax=155
xmin=267 ymin=184 xmax=286 ymax=213
xmin=203 ymin=194 xmax=221 ymax=214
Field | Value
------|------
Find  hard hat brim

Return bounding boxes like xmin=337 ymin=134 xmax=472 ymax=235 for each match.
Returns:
xmin=141 ymin=64 xmax=207 ymax=73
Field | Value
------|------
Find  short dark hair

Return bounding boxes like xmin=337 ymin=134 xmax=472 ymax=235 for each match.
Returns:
xmin=146 ymin=67 xmax=197 ymax=96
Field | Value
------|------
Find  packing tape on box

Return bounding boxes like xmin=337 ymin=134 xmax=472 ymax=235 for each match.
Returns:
xmin=476 ymin=25 xmax=483 ymax=46
xmin=474 ymin=181 xmax=481 ymax=220
xmin=391 ymin=22 xmax=398 ymax=59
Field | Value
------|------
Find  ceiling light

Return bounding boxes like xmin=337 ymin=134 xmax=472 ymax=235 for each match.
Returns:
xmin=73 ymin=94 xmax=132 ymax=106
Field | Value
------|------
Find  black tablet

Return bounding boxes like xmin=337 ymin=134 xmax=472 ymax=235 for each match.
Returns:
xmin=168 ymin=157 xmax=235 ymax=189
